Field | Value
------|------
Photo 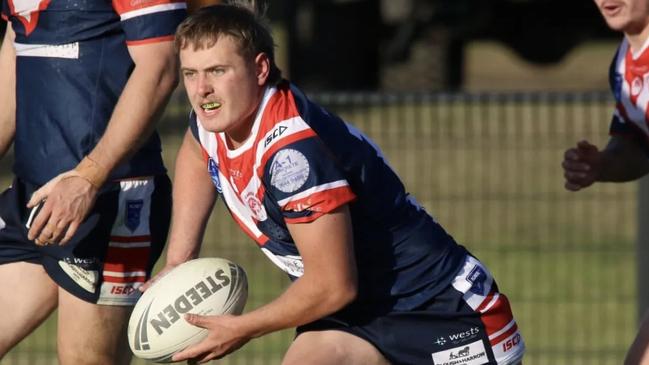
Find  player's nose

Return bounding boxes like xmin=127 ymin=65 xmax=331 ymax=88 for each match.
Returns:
xmin=196 ymin=74 xmax=213 ymax=96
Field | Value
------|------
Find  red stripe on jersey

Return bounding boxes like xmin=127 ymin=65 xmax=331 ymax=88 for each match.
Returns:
xmin=256 ymin=86 xmax=301 ymax=139
xmin=283 ymin=186 xmax=356 ymax=215
xmin=126 ymin=35 xmax=175 ymax=46
xmin=110 ymin=235 xmax=151 ymax=243
xmin=102 ymin=275 xmax=147 ymax=283
xmin=104 ymin=247 xmax=150 ymax=271
xmin=112 ymin=0 xmax=183 ymax=16
xmin=489 ymin=323 xmax=519 ymax=346
xmin=480 ymin=294 xmax=516 ymax=340
xmin=1 ymin=13 xmax=8 ymax=21
xmin=476 ymin=290 xmax=497 ymax=313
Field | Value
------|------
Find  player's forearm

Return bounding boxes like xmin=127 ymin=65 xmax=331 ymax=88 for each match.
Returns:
xmin=597 ymin=137 xmax=649 ymax=182
xmin=0 ymin=24 xmax=16 ymax=159
xmin=166 ymin=135 xmax=217 ymax=265
xmin=234 ymin=273 xmax=356 ymax=339
xmin=85 ymin=45 xmax=179 ymax=179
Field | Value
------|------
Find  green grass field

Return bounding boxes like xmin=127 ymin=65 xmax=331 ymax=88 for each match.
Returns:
xmin=1 ymin=91 xmax=638 ymax=364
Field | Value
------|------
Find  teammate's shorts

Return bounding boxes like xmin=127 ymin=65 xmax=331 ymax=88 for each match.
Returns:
xmin=0 ymin=175 xmax=171 ymax=305
xmin=297 ymin=255 xmax=525 ymax=365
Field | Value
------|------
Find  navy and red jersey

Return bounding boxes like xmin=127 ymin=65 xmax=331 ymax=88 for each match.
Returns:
xmin=2 ymin=0 xmax=187 ymax=185
xmin=189 ymin=81 xmax=468 ymax=312
xmin=609 ymin=37 xmax=649 ymax=155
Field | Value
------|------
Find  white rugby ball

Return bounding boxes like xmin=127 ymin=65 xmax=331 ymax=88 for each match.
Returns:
xmin=128 ymin=257 xmax=248 ymax=363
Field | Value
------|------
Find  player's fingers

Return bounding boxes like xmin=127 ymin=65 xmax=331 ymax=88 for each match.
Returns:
xmin=59 ymin=221 xmax=80 ymax=246
xmin=564 ymin=170 xmax=589 ymax=181
xmin=184 ymin=314 xmax=210 ymax=328
xmin=36 ymin=223 xmax=58 ymax=246
xmin=562 ymin=157 xmax=592 ymax=171
xmin=45 ymin=221 xmax=65 ymax=245
xmin=198 ymin=352 xmax=220 ymax=363
xmin=565 ymin=181 xmax=583 ymax=191
xmin=27 ymin=204 xmax=52 ymax=241
xmin=563 ymin=148 xmax=581 ymax=161
xmin=171 ymin=341 xmax=212 ymax=362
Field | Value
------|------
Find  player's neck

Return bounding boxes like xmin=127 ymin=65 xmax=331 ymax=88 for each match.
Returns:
xmin=625 ymin=21 xmax=649 ymax=55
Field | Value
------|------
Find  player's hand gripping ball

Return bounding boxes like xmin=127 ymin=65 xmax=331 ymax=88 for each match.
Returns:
xmin=128 ymin=258 xmax=248 ymax=363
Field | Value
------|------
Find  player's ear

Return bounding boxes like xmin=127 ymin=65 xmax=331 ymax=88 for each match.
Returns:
xmin=254 ymin=52 xmax=270 ymax=86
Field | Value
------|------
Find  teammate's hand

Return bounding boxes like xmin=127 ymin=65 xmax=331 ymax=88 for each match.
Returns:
xmin=171 ymin=314 xmax=249 ymax=363
xmin=26 ymin=172 xmax=98 ymax=246
xmin=562 ymin=140 xmax=602 ymax=191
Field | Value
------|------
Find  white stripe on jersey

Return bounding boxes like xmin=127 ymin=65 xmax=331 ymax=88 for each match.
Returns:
xmin=488 ymin=319 xmax=516 ymax=341
xmin=277 ymin=180 xmax=349 ymax=207
xmin=103 ymin=270 xmax=147 ymax=278
xmin=119 ymin=2 xmax=187 ymax=21
xmin=15 ymin=42 xmax=79 ymax=59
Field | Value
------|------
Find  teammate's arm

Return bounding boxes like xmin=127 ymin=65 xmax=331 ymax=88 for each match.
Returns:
xmin=563 ymin=135 xmax=649 ymax=191
xmin=26 ymin=40 xmax=179 ymax=245
xmin=0 ymin=23 xmax=16 ymax=160
xmin=141 ymin=130 xmax=217 ymax=291
xmin=171 ymin=205 xmax=358 ymax=363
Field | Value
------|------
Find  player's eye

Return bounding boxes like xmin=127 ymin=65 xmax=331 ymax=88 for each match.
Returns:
xmin=182 ymin=70 xmax=196 ymax=79
xmin=209 ymin=68 xmax=225 ymax=76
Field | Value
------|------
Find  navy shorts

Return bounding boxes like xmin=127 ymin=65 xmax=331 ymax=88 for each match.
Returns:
xmin=0 ymin=175 xmax=171 ymax=305
xmin=297 ymin=255 xmax=525 ymax=365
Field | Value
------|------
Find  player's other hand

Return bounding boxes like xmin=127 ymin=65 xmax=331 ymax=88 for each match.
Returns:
xmin=26 ymin=171 xmax=98 ymax=246
xmin=562 ymin=140 xmax=602 ymax=191
xmin=172 ymin=314 xmax=249 ymax=363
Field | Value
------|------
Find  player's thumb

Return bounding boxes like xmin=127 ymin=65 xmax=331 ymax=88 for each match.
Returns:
xmin=185 ymin=313 xmax=209 ymax=328
xmin=27 ymin=183 xmax=53 ymax=208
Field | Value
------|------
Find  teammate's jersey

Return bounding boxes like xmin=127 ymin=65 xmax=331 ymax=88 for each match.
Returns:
xmin=189 ymin=81 xmax=468 ymax=312
xmin=1 ymin=0 xmax=186 ymax=185
xmin=609 ymin=37 xmax=649 ymax=155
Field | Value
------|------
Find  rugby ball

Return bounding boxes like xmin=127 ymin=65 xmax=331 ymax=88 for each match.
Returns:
xmin=127 ymin=257 xmax=248 ymax=363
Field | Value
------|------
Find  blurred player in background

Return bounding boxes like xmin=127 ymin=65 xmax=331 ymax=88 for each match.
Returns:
xmin=0 ymin=0 xmax=185 ymax=362
xmin=147 ymin=2 xmax=526 ymax=364
xmin=562 ymin=0 xmax=649 ymax=364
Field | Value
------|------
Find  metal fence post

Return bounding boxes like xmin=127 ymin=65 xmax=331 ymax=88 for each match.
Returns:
xmin=638 ymin=176 xmax=649 ymax=322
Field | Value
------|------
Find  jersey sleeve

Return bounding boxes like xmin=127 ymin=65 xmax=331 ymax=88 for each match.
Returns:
xmin=263 ymin=137 xmax=357 ymax=224
xmin=112 ymin=0 xmax=187 ymax=45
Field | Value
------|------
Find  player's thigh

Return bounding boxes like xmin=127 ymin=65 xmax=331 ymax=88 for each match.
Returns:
xmin=57 ymin=287 xmax=133 ymax=365
xmin=0 ymin=261 xmax=58 ymax=356
xmin=282 ymin=329 xmax=390 ymax=365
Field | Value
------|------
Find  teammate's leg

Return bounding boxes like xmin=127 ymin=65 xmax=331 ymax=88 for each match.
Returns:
xmin=625 ymin=309 xmax=649 ymax=365
xmin=57 ymin=287 xmax=133 ymax=365
xmin=282 ymin=330 xmax=390 ymax=365
xmin=0 ymin=261 xmax=58 ymax=357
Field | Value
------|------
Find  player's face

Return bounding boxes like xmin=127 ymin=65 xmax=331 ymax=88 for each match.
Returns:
xmin=594 ymin=0 xmax=649 ymax=34
xmin=180 ymin=35 xmax=269 ymax=147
